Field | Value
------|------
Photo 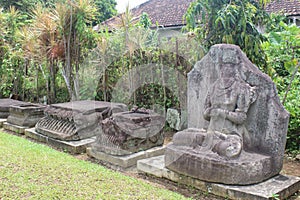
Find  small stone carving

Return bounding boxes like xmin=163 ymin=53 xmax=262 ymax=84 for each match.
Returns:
xmin=7 ymin=103 xmax=46 ymax=127
xmin=166 ymin=108 xmax=187 ymax=131
xmin=35 ymin=100 xmax=127 ymax=141
xmin=0 ymin=99 xmax=24 ymax=118
xmin=92 ymin=107 xmax=165 ymax=155
xmin=165 ymin=44 xmax=289 ymax=185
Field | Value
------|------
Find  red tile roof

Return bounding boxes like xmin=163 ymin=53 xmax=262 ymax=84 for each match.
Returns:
xmin=101 ymin=0 xmax=194 ymax=29
xmin=100 ymin=0 xmax=300 ymax=31
xmin=265 ymin=0 xmax=300 ymax=16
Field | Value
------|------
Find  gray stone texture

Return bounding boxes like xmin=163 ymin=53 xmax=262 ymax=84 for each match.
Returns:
xmin=138 ymin=156 xmax=300 ymax=200
xmin=92 ymin=109 xmax=165 ymax=155
xmin=35 ymin=100 xmax=127 ymax=141
xmin=3 ymin=122 xmax=26 ymax=134
xmin=165 ymin=44 xmax=290 ymax=185
xmin=0 ymin=99 xmax=24 ymax=118
xmin=87 ymin=146 xmax=165 ymax=170
xmin=25 ymin=128 xmax=96 ymax=154
xmin=7 ymin=103 xmax=45 ymax=127
xmin=166 ymin=108 xmax=187 ymax=131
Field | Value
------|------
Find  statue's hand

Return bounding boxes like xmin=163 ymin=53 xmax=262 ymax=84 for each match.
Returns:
xmin=211 ymin=108 xmax=228 ymax=118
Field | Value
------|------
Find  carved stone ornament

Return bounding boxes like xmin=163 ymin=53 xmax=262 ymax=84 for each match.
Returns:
xmin=92 ymin=108 xmax=165 ymax=155
xmin=165 ymin=44 xmax=290 ymax=185
xmin=35 ymin=100 xmax=127 ymax=141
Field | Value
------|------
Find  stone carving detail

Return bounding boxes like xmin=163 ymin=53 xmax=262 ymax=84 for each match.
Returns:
xmin=92 ymin=107 xmax=165 ymax=155
xmin=7 ymin=103 xmax=46 ymax=127
xmin=0 ymin=99 xmax=24 ymax=118
xmin=165 ymin=44 xmax=290 ymax=185
xmin=35 ymin=100 xmax=127 ymax=141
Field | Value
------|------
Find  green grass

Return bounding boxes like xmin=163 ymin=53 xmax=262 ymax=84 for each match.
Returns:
xmin=0 ymin=131 xmax=189 ymax=200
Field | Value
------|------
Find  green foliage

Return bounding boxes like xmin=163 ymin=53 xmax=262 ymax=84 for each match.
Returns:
xmin=184 ymin=0 xmax=269 ymax=69
xmin=0 ymin=131 xmax=188 ymax=199
xmin=0 ymin=0 xmax=62 ymax=12
xmin=0 ymin=7 xmax=27 ymax=98
xmin=92 ymin=10 xmax=203 ymax=113
xmin=93 ymin=0 xmax=117 ymax=24
xmin=138 ymin=12 xmax=152 ymax=29
xmin=262 ymin=18 xmax=300 ymax=152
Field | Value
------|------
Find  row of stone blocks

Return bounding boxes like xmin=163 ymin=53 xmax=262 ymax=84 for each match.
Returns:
xmin=1 ymin=99 xmax=166 ymax=170
xmin=2 ymin=110 xmax=299 ymax=200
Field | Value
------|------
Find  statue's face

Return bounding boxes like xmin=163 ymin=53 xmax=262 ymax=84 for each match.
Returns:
xmin=220 ymin=64 xmax=235 ymax=78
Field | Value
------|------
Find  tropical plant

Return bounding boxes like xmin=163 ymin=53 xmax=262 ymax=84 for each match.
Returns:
xmin=262 ymin=18 xmax=300 ymax=152
xmin=184 ymin=0 xmax=271 ymax=69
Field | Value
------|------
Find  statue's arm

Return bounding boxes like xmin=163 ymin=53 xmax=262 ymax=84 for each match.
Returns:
xmin=226 ymin=88 xmax=250 ymax=124
xmin=203 ymin=92 xmax=212 ymax=121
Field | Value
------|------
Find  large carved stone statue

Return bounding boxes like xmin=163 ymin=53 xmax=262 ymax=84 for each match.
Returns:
xmin=165 ymin=44 xmax=289 ymax=185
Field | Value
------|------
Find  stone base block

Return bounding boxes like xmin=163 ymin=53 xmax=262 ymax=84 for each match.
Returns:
xmin=25 ymin=128 xmax=96 ymax=154
xmin=3 ymin=122 xmax=27 ymax=134
xmin=0 ymin=119 xmax=6 ymax=128
xmin=87 ymin=146 xmax=165 ymax=171
xmin=137 ymin=156 xmax=300 ymax=200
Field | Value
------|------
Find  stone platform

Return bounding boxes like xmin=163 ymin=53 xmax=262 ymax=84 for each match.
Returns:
xmin=137 ymin=156 xmax=300 ymax=200
xmin=0 ymin=119 xmax=6 ymax=128
xmin=3 ymin=122 xmax=27 ymax=134
xmin=25 ymin=128 xmax=96 ymax=154
xmin=87 ymin=146 xmax=165 ymax=171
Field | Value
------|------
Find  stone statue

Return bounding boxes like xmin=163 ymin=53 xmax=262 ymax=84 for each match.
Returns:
xmin=165 ymin=44 xmax=289 ymax=185
xmin=199 ymin=63 xmax=257 ymax=158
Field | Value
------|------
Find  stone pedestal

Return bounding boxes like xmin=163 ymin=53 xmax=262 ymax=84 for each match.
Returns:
xmin=7 ymin=103 xmax=45 ymax=127
xmin=0 ymin=99 xmax=24 ymax=119
xmin=3 ymin=122 xmax=26 ymax=134
xmin=87 ymin=146 xmax=165 ymax=171
xmin=25 ymin=128 xmax=96 ymax=154
xmin=0 ymin=119 xmax=6 ymax=128
xmin=138 ymin=156 xmax=300 ymax=200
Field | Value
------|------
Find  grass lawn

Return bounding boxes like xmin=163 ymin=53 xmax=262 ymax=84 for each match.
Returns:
xmin=0 ymin=131 xmax=189 ymax=200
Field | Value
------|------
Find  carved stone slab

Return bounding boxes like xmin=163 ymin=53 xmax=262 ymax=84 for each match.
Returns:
xmin=0 ymin=99 xmax=24 ymax=118
xmin=7 ymin=103 xmax=46 ymax=127
xmin=91 ymin=109 xmax=165 ymax=155
xmin=35 ymin=100 xmax=128 ymax=141
xmin=165 ymin=44 xmax=290 ymax=185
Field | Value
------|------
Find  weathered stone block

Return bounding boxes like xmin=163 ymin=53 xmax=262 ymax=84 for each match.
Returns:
xmin=92 ymin=109 xmax=165 ymax=155
xmin=25 ymin=128 xmax=96 ymax=154
xmin=3 ymin=122 xmax=26 ymax=134
xmin=0 ymin=99 xmax=24 ymax=119
xmin=87 ymin=146 xmax=165 ymax=170
xmin=7 ymin=103 xmax=45 ymax=127
xmin=35 ymin=100 xmax=127 ymax=141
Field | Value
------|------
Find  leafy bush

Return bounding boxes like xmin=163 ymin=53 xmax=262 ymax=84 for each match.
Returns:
xmin=263 ymin=18 xmax=300 ymax=153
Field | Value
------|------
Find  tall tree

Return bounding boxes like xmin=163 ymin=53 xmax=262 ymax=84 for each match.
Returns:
xmin=93 ymin=0 xmax=117 ymax=24
xmin=185 ymin=0 xmax=271 ymax=69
